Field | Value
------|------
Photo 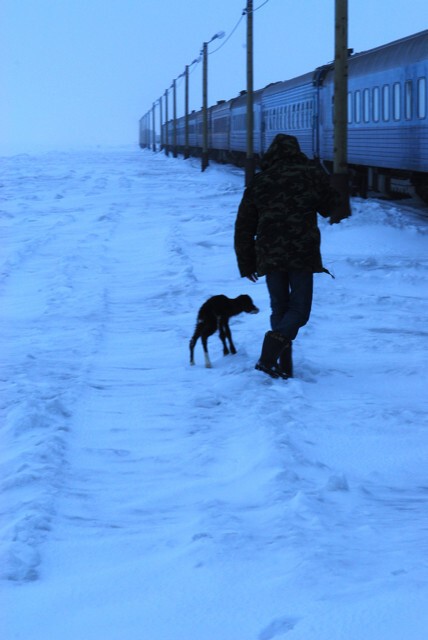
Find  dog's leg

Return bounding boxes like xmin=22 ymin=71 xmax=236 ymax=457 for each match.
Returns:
xmin=189 ymin=328 xmax=200 ymax=365
xmin=201 ymin=334 xmax=212 ymax=368
xmin=218 ymin=320 xmax=230 ymax=356
xmin=224 ymin=320 xmax=237 ymax=355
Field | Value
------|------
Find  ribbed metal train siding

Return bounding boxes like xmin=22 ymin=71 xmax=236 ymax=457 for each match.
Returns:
xmin=319 ymin=33 xmax=428 ymax=172
xmin=261 ymin=75 xmax=315 ymax=157
xmin=229 ymin=93 xmax=263 ymax=154
xmin=211 ymin=102 xmax=232 ymax=151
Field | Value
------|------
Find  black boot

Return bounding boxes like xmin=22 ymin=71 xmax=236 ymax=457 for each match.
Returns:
xmin=255 ymin=331 xmax=290 ymax=379
xmin=278 ymin=341 xmax=293 ymax=378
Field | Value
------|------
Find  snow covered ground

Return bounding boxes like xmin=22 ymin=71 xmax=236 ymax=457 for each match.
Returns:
xmin=1 ymin=146 xmax=427 ymax=640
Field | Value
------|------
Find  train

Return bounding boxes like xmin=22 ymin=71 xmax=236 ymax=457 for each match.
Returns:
xmin=139 ymin=30 xmax=428 ymax=201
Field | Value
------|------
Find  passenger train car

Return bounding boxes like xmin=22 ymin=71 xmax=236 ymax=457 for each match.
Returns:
xmin=140 ymin=30 xmax=428 ymax=200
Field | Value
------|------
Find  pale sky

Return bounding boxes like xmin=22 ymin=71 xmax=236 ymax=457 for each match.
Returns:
xmin=2 ymin=0 xmax=427 ymax=152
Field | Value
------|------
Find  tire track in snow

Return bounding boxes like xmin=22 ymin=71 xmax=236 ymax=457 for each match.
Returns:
xmin=0 ymin=151 xmax=129 ymax=581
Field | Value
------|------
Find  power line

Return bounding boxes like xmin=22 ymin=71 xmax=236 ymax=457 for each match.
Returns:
xmin=254 ymin=0 xmax=270 ymax=11
xmin=209 ymin=0 xmax=270 ymax=55
xmin=209 ymin=13 xmax=245 ymax=54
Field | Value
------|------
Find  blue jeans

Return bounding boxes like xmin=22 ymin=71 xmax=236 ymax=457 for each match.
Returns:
xmin=265 ymin=270 xmax=313 ymax=341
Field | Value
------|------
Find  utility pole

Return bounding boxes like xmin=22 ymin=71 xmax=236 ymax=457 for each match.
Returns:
xmin=164 ymin=89 xmax=169 ymax=156
xmin=184 ymin=58 xmax=199 ymax=160
xmin=245 ymin=0 xmax=255 ymax=186
xmin=143 ymin=113 xmax=146 ymax=148
xmin=139 ymin=114 xmax=145 ymax=149
xmin=184 ymin=65 xmax=190 ymax=159
xmin=201 ymin=33 xmax=224 ymax=171
xmin=173 ymin=79 xmax=177 ymax=158
xmin=331 ymin=0 xmax=351 ymax=221
xmin=202 ymin=41 xmax=209 ymax=171
xmin=159 ymin=97 xmax=163 ymax=150
xmin=152 ymin=103 xmax=156 ymax=152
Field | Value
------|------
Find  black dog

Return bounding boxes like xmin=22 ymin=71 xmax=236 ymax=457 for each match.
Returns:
xmin=190 ymin=294 xmax=259 ymax=368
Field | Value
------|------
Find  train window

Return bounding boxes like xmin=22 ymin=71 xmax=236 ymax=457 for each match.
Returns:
xmin=382 ymin=85 xmax=390 ymax=121
xmin=417 ymin=77 xmax=426 ymax=118
xmin=354 ymin=90 xmax=361 ymax=123
xmin=373 ymin=87 xmax=380 ymax=122
xmin=405 ymin=81 xmax=412 ymax=120
xmin=393 ymin=83 xmax=401 ymax=121
xmin=363 ymin=89 xmax=370 ymax=123
xmin=347 ymin=92 xmax=353 ymax=123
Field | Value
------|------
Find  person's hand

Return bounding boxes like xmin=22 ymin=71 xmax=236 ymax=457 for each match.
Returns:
xmin=246 ymin=273 xmax=258 ymax=283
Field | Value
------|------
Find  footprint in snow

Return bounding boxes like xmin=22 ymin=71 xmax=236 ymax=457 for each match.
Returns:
xmin=258 ymin=616 xmax=300 ymax=639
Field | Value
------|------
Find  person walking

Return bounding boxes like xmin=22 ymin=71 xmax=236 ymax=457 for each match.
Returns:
xmin=234 ymin=133 xmax=341 ymax=379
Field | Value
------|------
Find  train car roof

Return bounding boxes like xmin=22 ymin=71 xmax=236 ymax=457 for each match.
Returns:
xmin=261 ymin=30 xmax=427 ymax=92
xmin=210 ymin=99 xmax=232 ymax=114
xmin=260 ymin=71 xmax=315 ymax=97
xmin=230 ymin=87 xmax=264 ymax=108
xmin=347 ymin=29 xmax=428 ymax=76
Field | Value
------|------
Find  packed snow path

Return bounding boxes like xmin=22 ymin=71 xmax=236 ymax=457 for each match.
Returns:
xmin=1 ymin=147 xmax=428 ymax=639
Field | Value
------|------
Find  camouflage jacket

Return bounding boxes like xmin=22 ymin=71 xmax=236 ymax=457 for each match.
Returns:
xmin=234 ymin=134 xmax=339 ymax=277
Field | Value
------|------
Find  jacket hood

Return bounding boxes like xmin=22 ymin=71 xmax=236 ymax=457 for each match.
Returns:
xmin=261 ymin=134 xmax=308 ymax=169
